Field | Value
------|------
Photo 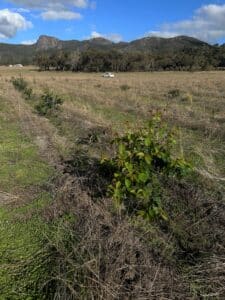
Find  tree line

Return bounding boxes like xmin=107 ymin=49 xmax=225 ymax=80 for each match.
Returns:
xmin=34 ymin=46 xmax=225 ymax=72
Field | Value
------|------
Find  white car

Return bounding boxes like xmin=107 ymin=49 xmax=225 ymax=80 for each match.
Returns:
xmin=102 ymin=72 xmax=115 ymax=78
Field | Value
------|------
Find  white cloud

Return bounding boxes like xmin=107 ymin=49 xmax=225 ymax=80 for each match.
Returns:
xmin=21 ymin=39 xmax=36 ymax=45
xmin=107 ymin=33 xmax=123 ymax=43
xmin=8 ymin=0 xmax=91 ymax=21
xmin=15 ymin=8 xmax=30 ymax=13
xmin=90 ymin=31 xmax=122 ymax=43
xmin=41 ymin=10 xmax=82 ymax=20
xmin=72 ymin=0 xmax=89 ymax=8
xmin=147 ymin=31 xmax=179 ymax=39
xmin=8 ymin=0 xmax=90 ymax=9
xmin=0 ymin=9 xmax=32 ymax=39
xmin=146 ymin=4 xmax=225 ymax=43
xmin=90 ymin=31 xmax=101 ymax=38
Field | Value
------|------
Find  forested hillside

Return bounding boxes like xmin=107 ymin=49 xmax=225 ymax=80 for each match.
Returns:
xmin=1 ymin=35 xmax=225 ymax=71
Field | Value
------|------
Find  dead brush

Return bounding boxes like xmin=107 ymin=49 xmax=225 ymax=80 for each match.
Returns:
xmin=37 ymin=176 xmax=191 ymax=300
xmin=62 ymin=149 xmax=114 ymax=198
xmin=163 ymin=177 xmax=225 ymax=255
xmin=186 ymin=256 xmax=225 ymax=298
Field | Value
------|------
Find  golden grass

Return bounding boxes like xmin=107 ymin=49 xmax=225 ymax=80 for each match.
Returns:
xmin=2 ymin=66 xmax=225 ymax=184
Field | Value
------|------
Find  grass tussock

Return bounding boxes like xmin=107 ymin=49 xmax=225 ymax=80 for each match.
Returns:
xmin=33 ymin=168 xmax=225 ymax=299
xmin=39 ymin=176 xmax=190 ymax=299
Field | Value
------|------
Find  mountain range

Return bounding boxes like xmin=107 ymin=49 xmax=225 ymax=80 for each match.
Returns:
xmin=0 ymin=35 xmax=217 ymax=65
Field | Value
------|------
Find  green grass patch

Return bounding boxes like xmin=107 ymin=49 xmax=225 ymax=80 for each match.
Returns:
xmin=0 ymin=97 xmax=54 ymax=298
xmin=0 ymin=198 xmax=52 ymax=299
xmin=0 ymin=115 xmax=53 ymax=193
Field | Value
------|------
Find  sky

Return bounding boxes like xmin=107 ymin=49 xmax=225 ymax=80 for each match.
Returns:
xmin=0 ymin=0 xmax=225 ymax=45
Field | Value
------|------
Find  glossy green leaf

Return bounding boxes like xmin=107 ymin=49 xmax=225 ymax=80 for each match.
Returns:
xmin=138 ymin=172 xmax=149 ymax=183
xmin=125 ymin=178 xmax=131 ymax=189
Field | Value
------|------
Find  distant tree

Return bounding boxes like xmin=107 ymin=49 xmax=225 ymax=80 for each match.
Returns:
xmin=34 ymin=53 xmax=51 ymax=71
xmin=69 ymin=51 xmax=81 ymax=71
xmin=32 ymin=43 xmax=225 ymax=72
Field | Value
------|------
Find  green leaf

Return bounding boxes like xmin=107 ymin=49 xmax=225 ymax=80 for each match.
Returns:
xmin=137 ymin=189 xmax=144 ymax=196
xmin=144 ymin=137 xmax=151 ymax=146
xmin=116 ymin=181 xmax=121 ymax=189
xmin=159 ymin=208 xmax=168 ymax=221
xmin=125 ymin=162 xmax=133 ymax=173
xmin=145 ymin=154 xmax=152 ymax=165
xmin=136 ymin=152 xmax=145 ymax=159
xmin=138 ymin=172 xmax=149 ymax=183
xmin=138 ymin=210 xmax=146 ymax=218
xmin=125 ymin=178 xmax=131 ymax=189
xmin=119 ymin=143 xmax=125 ymax=156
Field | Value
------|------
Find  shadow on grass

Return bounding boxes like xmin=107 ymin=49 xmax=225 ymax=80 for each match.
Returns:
xmin=62 ymin=149 xmax=115 ymax=198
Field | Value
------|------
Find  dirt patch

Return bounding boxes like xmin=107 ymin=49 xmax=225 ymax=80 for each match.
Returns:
xmin=0 ymin=191 xmax=19 ymax=206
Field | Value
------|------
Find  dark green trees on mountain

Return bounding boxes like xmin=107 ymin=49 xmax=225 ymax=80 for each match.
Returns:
xmin=34 ymin=46 xmax=225 ymax=72
xmin=2 ymin=35 xmax=225 ymax=71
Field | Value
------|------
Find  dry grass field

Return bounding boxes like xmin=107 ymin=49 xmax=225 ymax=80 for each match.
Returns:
xmin=3 ymin=67 xmax=224 ymax=182
xmin=0 ymin=66 xmax=224 ymax=299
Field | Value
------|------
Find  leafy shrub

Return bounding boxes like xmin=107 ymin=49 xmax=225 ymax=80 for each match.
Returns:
xmin=11 ymin=76 xmax=28 ymax=91
xmin=103 ymin=115 xmax=191 ymax=221
xmin=11 ymin=76 xmax=33 ymax=99
xmin=168 ymin=89 xmax=181 ymax=98
xmin=120 ymin=84 xmax=131 ymax=91
xmin=23 ymin=87 xmax=33 ymax=100
xmin=35 ymin=90 xmax=63 ymax=116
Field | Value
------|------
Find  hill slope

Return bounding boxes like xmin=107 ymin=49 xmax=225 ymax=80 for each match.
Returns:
xmin=0 ymin=34 xmax=213 ymax=65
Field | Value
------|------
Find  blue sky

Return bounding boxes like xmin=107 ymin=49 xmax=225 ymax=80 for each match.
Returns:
xmin=0 ymin=0 xmax=225 ymax=44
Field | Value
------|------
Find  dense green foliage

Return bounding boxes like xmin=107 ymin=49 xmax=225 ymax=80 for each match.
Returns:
xmin=11 ymin=76 xmax=28 ymax=91
xmin=2 ymin=35 xmax=225 ymax=71
xmin=0 ymin=36 xmax=225 ymax=72
xmin=35 ymin=89 xmax=64 ymax=116
xmin=34 ymin=46 xmax=225 ymax=72
xmin=11 ymin=77 xmax=63 ymax=116
xmin=105 ymin=116 xmax=191 ymax=220
xmin=11 ymin=76 xmax=33 ymax=99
